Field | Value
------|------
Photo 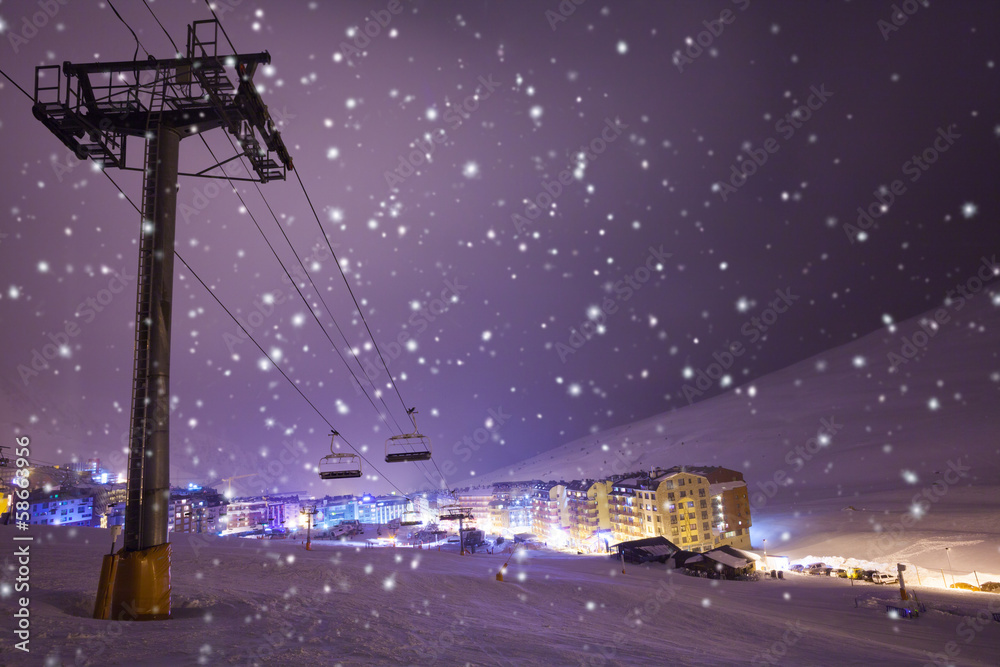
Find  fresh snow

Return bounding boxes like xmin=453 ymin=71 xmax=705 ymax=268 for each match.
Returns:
xmin=5 ymin=524 xmax=1000 ymax=666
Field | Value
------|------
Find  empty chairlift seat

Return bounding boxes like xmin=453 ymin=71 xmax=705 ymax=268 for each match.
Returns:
xmin=385 ymin=408 xmax=432 ymax=463
xmin=318 ymin=453 xmax=362 ymax=479
xmin=318 ymin=429 xmax=362 ymax=479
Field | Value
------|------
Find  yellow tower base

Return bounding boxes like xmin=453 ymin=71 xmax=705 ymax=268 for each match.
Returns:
xmin=110 ymin=543 xmax=172 ymax=621
xmin=92 ymin=553 xmax=120 ymax=620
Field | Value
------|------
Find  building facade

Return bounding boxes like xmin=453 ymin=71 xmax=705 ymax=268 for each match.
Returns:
xmin=357 ymin=494 xmax=408 ymax=525
xmin=224 ymin=497 xmax=293 ymax=533
xmin=453 ymin=486 xmax=495 ymax=532
xmin=605 ymin=467 xmax=751 ymax=552
xmin=27 ymin=489 xmax=93 ymax=527
xmin=168 ymin=488 xmax=228 ymax=534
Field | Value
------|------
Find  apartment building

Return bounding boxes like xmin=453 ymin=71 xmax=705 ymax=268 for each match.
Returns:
xmin=606 ymin=467 xmax=751 ymax=552
xmin=224 ymin=496 xmax=294 ymax=533
xmin=531 ymin=481 xmax=566 ymax=544
xmin=168 ymin=488 xmax=228 ymax=535
xmin=454 ymin=486 xmax=496 ymax=532
xmin=27 ymin=489 xmax=93 ymax=527
xmin=357 ymin=493 xmax=407 ymax=525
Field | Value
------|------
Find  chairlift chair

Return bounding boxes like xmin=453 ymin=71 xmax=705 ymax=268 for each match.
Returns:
xmin=438 ymin=505 xmax=473 ymax=522
xmin=318 ymin=429 xmax=362 ymax=479
xmin=385 ymin=408 xmax=432 ymax=463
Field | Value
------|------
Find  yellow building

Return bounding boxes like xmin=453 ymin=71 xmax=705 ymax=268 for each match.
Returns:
xmin=608 ymin=467 xmax=750 ymax=553
xmin=652 ymin=471 xmax=714 ymax=552
xmin=563 ymin=480 xmax=614 ymax=550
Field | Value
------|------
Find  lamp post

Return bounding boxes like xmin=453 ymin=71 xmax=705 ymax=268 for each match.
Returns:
xmin=762 ymin=538 xmax=768 ymax=572
xmin=945 ymin=547 xmax=954 ymax=586
xmin=301 ymin=505 xmax=317 ymax=551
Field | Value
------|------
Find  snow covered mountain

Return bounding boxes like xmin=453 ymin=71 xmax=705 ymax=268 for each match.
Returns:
xmin=467 ymin=286 xmax=1000 ymax=572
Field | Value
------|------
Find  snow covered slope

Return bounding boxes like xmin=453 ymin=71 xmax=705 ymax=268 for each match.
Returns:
xmin=6 ymin=524 xmax=1000 ymax=666
xmin=468 ymin=290 xmax=1000 ymax=573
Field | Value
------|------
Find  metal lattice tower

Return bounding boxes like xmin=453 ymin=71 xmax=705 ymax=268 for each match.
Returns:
xmin=32 ymin=19 xmax=293 ymax=620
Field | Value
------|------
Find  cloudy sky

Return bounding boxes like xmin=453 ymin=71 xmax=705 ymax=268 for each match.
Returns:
xmin=1 ymin=0 xmax=998 ymax=497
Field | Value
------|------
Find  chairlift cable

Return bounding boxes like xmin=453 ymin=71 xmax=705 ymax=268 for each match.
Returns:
xmin=185 ymin=1 xmax=413 ymax=436
xmin=195 ymin=134 xmax=406 ymax=436
xmin=141 ymin=0 xmax=181 ymax=54
xmin=142 ymin=0 xmax=404 ymax=435
xmin=174 ymin=250 xmax=408 ymax=495
xmin=97 ymin=165 xmax=409 ymax=495
xmin=292 ymin=167 xmax=412 ymax=420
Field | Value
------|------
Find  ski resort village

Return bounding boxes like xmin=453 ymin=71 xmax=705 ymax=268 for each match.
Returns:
xmin=2 ymin=0 xmax=1000 ymax=665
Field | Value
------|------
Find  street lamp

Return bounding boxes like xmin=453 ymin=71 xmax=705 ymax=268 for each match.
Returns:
xmin=762 ymin=538 xmax=768 ymax=572
xmin=945 ymin=547 xmax=954 ymax=586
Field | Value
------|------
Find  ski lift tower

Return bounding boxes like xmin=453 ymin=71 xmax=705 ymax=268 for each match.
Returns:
xmin=31 ymin=19 xmax=293 ymax=621
xmin=439 ymin=506 xmax=475 ymax=556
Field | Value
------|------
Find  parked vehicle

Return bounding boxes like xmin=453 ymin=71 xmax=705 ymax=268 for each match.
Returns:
xmin=862 ymin=569 xmax=879 ymax=582
xmin=981 ymin=581 xmax=1000 ymax=593
xmin=833 ymin=568 xmax=848 ymax=578
xmin=950 ymin=582 xmax=982 ymax=592
xmin=806 ymin=563 xmax=832 ymax=576
xmin=847 ymin=567 xmax=865 ymax=580
xmin=872 ymin=572 xmax=898 ymax=585
xmin=789 ymin=564 xmax=805 ymax=573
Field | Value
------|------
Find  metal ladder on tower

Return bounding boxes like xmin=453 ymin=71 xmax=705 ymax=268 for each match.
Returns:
xmin=123 ymin=70 xmax=167 ymax=549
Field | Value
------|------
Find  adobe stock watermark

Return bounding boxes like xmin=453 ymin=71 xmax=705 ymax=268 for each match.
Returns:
xmin=887 ymin=256 xmax=998 ymax=371
xmin=554 ymin=245 xmax=670 ymax=363
xmin=384 ymin=74 xmax=499 ymax=189
xmin=176 ymin=108 xmax=295 ymax=222
xmin=353 ymin=277 xmax=467 ymax=396
xmin=223 ymin=235 xmax=337 ymax=356
xmin=879 ymin=0 xmax=930 ymax=41
xmin=750 ymin=620 xmax=807 ymax=667
xmin=16 ymin=266 xmax=135 ymax=385
xmin=867 ymin=459 xmax=971 ymax=559
xmin=6 ymin=0 xmax=68 ymax=53
xmin=842 ymin=124 xmax=960 ymax=244
xmin=511 ymin=117 xmax=628 ymax=235
xmin=408 ymin=406 xmax=511 ymax=493
xmin=50 ymin=113 xmax=128 ymax=182
xmin=749 ymin=416 xmax=844 ymax=511
xmin=681 ymin=287 xmax=799 ymax=403
xmin=923 ymin=598 xmax=1000 ymax=667
xmin=545 ymin=0 xmax=587 ymax=31
xmin=672 ymin=0 xmax=751 ymax=73
xmin=337 ymin=0 xmax=407 ymax=61
xmin=581 ymin=574 xmax=676 ymax=666
xmin=715 ymin=84 xmax=833 ymax=201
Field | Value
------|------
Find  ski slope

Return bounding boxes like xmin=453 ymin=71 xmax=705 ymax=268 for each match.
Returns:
xmin=4 ymin=523 xmax=999 ymax=666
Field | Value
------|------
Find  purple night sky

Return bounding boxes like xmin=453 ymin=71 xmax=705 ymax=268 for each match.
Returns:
xmin=1 ymin=0 xmax=998 ymax=497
